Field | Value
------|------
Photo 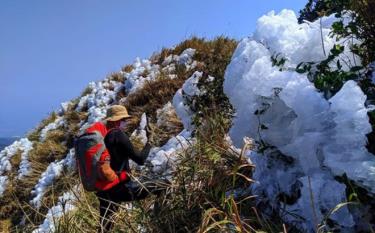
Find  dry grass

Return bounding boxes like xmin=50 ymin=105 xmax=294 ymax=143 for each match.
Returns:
xmin=41 ymin=141 xmax=259 ymax=233
xmin=117 ymin=36 xmax=237 ymax=145
xmin=1 ymin=169 xmax=80 ymax=232
xmin=0 ymin=219 xmax=11 ymax=233
xmin=29 ymin=138 xmax=67 ymax=165
xmin=152 ymin=107 xmax=183 ymax=146
xmin=63 ymin=110 xmax=88 ymax=148
xmin=100 ymin=112 xmax=281 ymax=233
xmin=154 ymin=36 xmax=237 ymax=78
xmin=108 ymin=72 xmax=125 ymax=83
xmin=122 ymin=73 xmax=190 ymax=146
xmin=2 ymin=36 xmax=274 ymax=233
xmin=123 ymin=74 xmax=188 ymax=118
xmin=0 ymin=169 xmax=44 ymax=231
xmin=0 ymin=126 xmax=69 ymax=229
xmin=27 ymin=112 xmax=58 ymax=141
xmin=80 ymin=86 xmax=93 ymax=98
xmin=122 ymin=64 xmax=134 ymax=73
xmin=0 ymin=123 xmax=78 ymax=230
xmin=115 ymin=86 xmax=127 ymax=103
xmin=9 ymin=150 xmax=22 ymax=170
xmin=175 ymin=37 xmax=237 ymax=77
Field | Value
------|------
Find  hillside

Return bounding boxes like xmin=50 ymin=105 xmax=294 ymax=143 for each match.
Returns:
xmin=1 ymin=2 xmax=375 ymax=233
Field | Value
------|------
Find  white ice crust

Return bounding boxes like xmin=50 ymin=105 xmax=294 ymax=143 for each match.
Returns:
xmin=224 ymin=9 xmax=373 ymax=232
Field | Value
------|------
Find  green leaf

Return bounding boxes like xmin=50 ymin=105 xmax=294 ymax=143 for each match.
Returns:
xmin=348 ymin=193 xmax=358 ymax=202
xmin=331 ymin=44 xmax=344 ymax=56
xmin=332 ymin=21 xmax=344 ymax=33
xmin=296 ymin=62 xmax=312 ymax=74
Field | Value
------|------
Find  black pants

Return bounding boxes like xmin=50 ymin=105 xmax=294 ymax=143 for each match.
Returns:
xmin=96 ymin=178 xmax=168 ymax=232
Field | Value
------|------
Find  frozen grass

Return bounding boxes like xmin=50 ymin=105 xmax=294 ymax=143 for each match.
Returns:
xmin=47 ymin=114 xmax=283 ymax=233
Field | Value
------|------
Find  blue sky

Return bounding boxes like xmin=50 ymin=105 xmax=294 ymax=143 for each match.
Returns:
xmin=0 ymin=0 xmax=305 ymax=137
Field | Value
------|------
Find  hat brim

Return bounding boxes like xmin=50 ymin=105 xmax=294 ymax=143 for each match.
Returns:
xmin=105 ymin=114 xmax=132 ymax=122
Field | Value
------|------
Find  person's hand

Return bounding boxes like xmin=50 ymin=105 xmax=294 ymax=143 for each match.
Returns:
xmin=118 ymin=171 xmax=128 ymax=182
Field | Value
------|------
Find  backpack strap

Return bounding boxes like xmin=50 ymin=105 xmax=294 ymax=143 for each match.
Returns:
xmin=118 ymin=160 xmax=126 ymax=173
xmin=92 ymin=130 xmax=106 ymax=159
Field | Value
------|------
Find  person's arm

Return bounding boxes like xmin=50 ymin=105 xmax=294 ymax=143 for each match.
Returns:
xmin=116 ymin=130 xmax=151 ymax=165
xmin=97 ymin=156 xmax=127 ymax=182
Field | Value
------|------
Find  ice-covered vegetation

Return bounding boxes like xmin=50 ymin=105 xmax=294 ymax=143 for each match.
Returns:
xmin=0 ymin=138 xmax=33 ymax=196
xmin=30 ymin=149 xmax=76 ymax=208
xmin=0 ymin=1 xmax=374 ymax=232
xmin=224 ymin=9 xmax=375 ymax=232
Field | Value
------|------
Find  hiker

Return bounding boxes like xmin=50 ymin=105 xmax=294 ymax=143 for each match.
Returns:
xmin=75 ymin=105 xmax=168 ymax=232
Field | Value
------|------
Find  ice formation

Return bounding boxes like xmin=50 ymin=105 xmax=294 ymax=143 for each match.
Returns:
xmin=156 ymin=102 xmax=176 ymax=127
xmin=0 ymin=138 xmax=33 ymax=196
xmin=17 ymin=140 xmax=34 ymax=178
xmin=224 ymin=10 xmax=374 ymax=232
xmin=147 ymin=129 xmax=192 ymax=176
xmin=131 ymin=113 xmax=148 ymax=145
xmin=40 ymin=116 xmax=65 ymax=142
xmin=162 ymin=48 xmax=197 ymax=70
xmin=30 ymin=149 xmax=76 ymax=208
xmin=123 ymin=48 xmax=196 ymax=95
xmin=123 ymin=58 xmax=160 ymax=94
xmin=58 ymin=101 xmax=71 ymax=115
xmin=32 ymin=186 xmax=78 ymax=233
xmin=0 ymin=176 xmax=8 ymax=197
xmin=146 ymin=76 xmax=200 ymax=176
xmin=253 ymin=10 xmax=359 ymax=72
xmin=173 ymin=71 xmax=203 ymax=130
xmin=75 ymin=48 xmax=197 ymax=132
xmin=77 ymin=79 xmax=123 ymax=129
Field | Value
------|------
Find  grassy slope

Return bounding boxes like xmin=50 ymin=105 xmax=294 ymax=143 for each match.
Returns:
xmin=0 ymin=37 xmax=288 ymax=233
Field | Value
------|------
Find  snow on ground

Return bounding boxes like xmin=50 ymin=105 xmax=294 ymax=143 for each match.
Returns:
xmin=162 ymin=48 xmax=197 ymax=71
xmin=30 ymin=149 xmax=76 ymax=208
xmin=0 ymin=176 xmax=8 ymax=197
xmin=75 ymin=47 xmax=197 ymax=132
xmin=32 ymin=186 xmax=79 ymax=233
xmin=131 ymin=113 xmax=148 ymax=145
xmin=40 ymin=116 xmax=65 ymax=142
xmin=123 ymin=48 xmax=197 ymax=95
xmin=145 ymin=70 xmax=205 ymax=176
xmin=147 ymin=129 xmax=192 ymax=176
xmin=156 ymin=102 xmax=177 ymax=128
xmin=173 ymin=71 xmax=203 ymax=131
xmin=145 ymin=78 xmax=201 ymax=176
xmin=17 ymin=140 xmax=34 ymax=179
xmin=224 ymin=10 xmax=373 ymax=232
xmin=77 ymin=79 xmax=123 ymax=130
xmin=0 ymin=138 xmax=33 ymax=196
xmin=58 ymin=101 xmax=71 ymax=115
xmin=123 ymin=58 xmax=160 ymax=94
